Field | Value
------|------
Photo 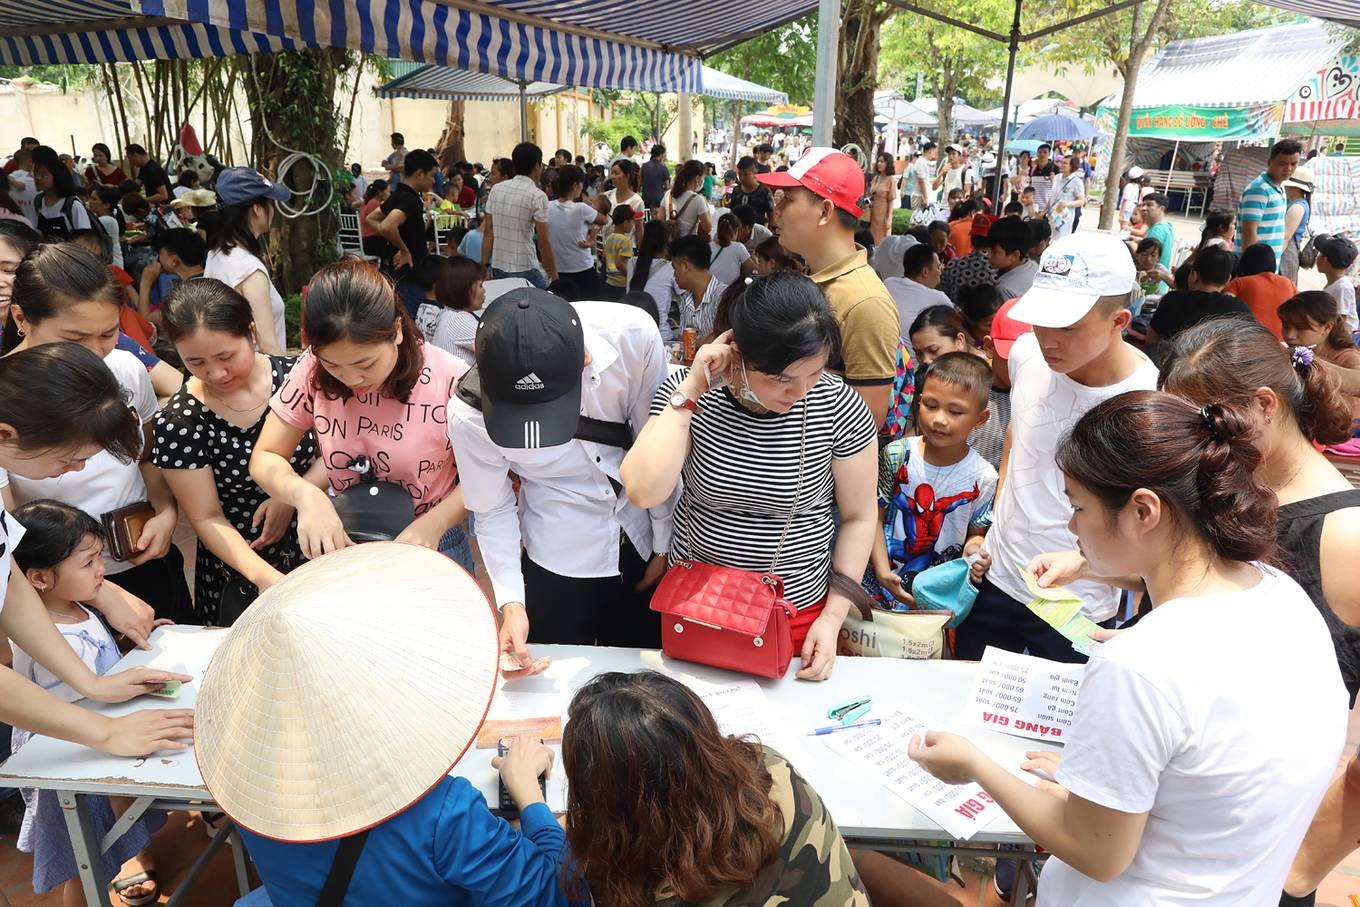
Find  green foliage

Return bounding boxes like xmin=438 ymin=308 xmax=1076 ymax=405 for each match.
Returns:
xmin=581 ymin=91 xmax=674 ymax=145
xmin=284 ymin=292 xmax=303 ymax=351
xmin=708 ymin=16 xmax=818 ymax=107
xmin=892 ymin=208 xmax=914 ymax=235
xmin=0 ymin=64 xmax=96 ymax=91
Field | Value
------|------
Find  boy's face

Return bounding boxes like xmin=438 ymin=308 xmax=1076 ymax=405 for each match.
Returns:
xmin=983 ymin=337 xmax=1011 ymax=389
xmin=916 ymin=376 xmax=989 ymax=449
xmin=1032 ymin=302 xmax=1129 ymax=377
xmin=987 ymin=245 xmax=1022 ymax=272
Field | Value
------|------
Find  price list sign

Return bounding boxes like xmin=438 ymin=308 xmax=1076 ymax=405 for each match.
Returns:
xmin=968 ymin=647 xmax=1084 ymax=742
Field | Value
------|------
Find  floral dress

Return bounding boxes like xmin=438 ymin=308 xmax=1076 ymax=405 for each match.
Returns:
xmin=152 ymin=356 xmax=316 ymax=623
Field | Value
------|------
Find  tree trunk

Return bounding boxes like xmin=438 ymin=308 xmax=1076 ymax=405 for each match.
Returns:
xmin=241 ymin=49 xmax=349 ymax=295
xmin=932 ymin=65 xmax=957 ymax=148
xmin=434 ymin=99 xmax=467 ymax=168
xmin=833 ymin=0 xmax=892 ymax=154
xmin=1098 ymin=0 xmax=1175 ymax=230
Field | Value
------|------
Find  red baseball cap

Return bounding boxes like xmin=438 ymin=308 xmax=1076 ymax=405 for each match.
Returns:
xmin=756 ymin=148 xmax=865 ymax=218
xmin=971 ymin=213 xmax=999 ymax=238
xmin=989 ymin=297 xmax=1033 ymax=359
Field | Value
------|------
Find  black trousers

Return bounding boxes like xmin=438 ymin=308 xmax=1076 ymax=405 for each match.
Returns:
xmin=550 ymin=268 xmax=604 ymax=302
xmin=523 ymin=539 xmax=661 ymax=648
xmin=953 ymin=577 xmax=1113 ymax=664
xmin=108 ymin=543 xmax=196 ymax=627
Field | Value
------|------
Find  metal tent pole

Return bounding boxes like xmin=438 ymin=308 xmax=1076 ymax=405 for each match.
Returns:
xmin=993 ymin=0 xmax=1022 ymax=211
xmin=519 ymin=81 xmax=529 ymax=142
xmin=812 ymin=0 xmax=840 ymax=147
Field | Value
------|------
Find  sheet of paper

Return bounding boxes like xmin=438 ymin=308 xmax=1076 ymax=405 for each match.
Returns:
xmin=696 ymin=681 xmax=783 ymax=743
xmin=487 ymin=689 xmax=568 ymax=721
xmin=1018 ymin=568 xmax=1102 ymax=655
xmin=822 ymin=709 xmax=1003 ymax=839
xmin=968 ymin=647 xmax=1083 ymax=742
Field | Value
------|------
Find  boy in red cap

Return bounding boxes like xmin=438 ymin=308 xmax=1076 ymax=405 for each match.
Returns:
xmin=757 ymin=149 xmax=900 ymax=432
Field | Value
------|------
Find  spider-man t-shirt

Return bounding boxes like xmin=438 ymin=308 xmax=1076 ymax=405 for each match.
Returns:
xmin=872 ymin=434 xmax=996 ymax=611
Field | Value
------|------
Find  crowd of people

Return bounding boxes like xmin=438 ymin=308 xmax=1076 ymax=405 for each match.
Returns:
xmin=0 ymin=125 xmax=1356 ymax=907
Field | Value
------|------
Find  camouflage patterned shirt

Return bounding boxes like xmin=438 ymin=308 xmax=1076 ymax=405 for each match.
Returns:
xmin=653 ymin=747 xmax=870 ymax=907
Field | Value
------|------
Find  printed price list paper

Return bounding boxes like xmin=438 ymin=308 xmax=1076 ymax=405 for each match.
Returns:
xmin=968 ymin=646 xmax=1084 ymax=742
xmin=822 ymin=708 xmax=1003 ymax=839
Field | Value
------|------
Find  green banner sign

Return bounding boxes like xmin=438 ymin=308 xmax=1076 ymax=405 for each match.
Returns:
xmin=1096 ymin=103 xmax=1283 ymax=140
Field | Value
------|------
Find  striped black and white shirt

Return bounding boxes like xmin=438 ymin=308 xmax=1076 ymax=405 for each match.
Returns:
xmin=652 ymin=369 xmax=876 ymax=608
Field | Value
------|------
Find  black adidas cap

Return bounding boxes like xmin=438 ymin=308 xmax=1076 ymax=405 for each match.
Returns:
xmin=475 ymin=288 xmax=584 ymax=449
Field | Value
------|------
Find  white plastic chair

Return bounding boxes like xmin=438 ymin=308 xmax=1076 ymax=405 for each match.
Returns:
xmin=338 ymin=210 xmax=377 ymax=261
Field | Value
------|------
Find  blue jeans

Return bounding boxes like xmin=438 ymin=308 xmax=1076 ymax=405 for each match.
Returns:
xmin=491 ymin=267 xmax=548 ymax=289
xmin=438 ymin=524 xmax=475 ymax=576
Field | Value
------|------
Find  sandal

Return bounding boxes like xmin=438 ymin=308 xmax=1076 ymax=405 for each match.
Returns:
xmin=112 ymin=869 xmax=159 ymax=906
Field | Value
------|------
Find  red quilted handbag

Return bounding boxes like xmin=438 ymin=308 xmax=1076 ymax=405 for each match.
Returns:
xmin=650 ymin=403 xmax=807 ymax=679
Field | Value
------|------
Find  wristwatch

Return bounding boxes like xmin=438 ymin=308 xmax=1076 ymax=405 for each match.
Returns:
xmin=669 ymin=391 xmax=701 ymax=414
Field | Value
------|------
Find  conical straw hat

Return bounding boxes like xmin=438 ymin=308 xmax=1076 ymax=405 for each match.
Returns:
xmin=194 ymin=542 xmax=499 ymax=842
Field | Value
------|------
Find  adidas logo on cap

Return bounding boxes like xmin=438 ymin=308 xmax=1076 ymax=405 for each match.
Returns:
xmin=515 ymin=372 xmax=544 ymax=391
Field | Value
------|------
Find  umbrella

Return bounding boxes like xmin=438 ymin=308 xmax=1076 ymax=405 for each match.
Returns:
xmin=1015 ymin=114 xmax=1104 ymax=142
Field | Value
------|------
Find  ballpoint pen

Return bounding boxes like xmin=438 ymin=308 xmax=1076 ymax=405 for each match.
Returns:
xmin=807 ymin=718 xmax=882 ymax=736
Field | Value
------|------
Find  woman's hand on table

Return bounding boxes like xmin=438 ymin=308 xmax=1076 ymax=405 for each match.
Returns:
xmin=98 ymin=709 xmax=195 ymax=756
xmin=797 ymin=608 xmax=843 ymax=682
xmin=250 ymin=497 xmax=295 ymax=550
xmin=296 ymin=493 xmax=353 ymax=559
xmin=906 ymin=731 xmax=984 ymax=785
xmin=493 ymin=735 xmax=553 ymax=809
xmin=87 ymin=665 xmax=192 ymax=704
xmin=393 ymin=512 xmax=449 ymax=551
xmin=1021 ymin=750 xmax=1070 ymax=800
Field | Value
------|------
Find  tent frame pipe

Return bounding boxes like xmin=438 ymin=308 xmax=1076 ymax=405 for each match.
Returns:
xmin=518 ymin=80 xmax=528 ymax=142
xmin=812 ymin=0 xmax=840 ymax=148
xmin=993 ymin=0 xmax=1023 ymax=212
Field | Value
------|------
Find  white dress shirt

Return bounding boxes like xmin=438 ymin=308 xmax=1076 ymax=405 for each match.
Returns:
xmin=448 ymin=301 xmax=677 ymax=607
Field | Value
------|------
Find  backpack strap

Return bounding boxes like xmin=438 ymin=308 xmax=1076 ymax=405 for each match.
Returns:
xmin=456 ymin=367 xmax=633 ymax=449
xmin=315 ymin=829 xmax=370 ymax=907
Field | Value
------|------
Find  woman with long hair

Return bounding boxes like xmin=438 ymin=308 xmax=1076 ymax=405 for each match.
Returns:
xmin=358 ymin=178 xmax=390 ymax=260
xmin=605 ymin=158 xmax=644 ymax=245
xmin=620 ymin=272 xmax=878 ymax=681
xmin=1034 ymin=318 xmax=1360 ymax=905
xmin=914 ymin=388 xmax=1345 ymax=904
xmin=83 ymin=143 xmax=127 ymax=187
xmin=708 ymin=212 xmax=754 ymax=287
xmin=1008 ymin=149 xmax=1032 ymax=200
xmin=666 ymin=159 xmax=711 ymax=240
xmin=414 ymin=254 xmax=484 ymax=366
xmin=250 ymin=260 xmax=474 ymax=572
xmin=626 ymin=220 xmax=674 ymax=339
xmin=869 ymin=151 xmax=898 ymax=244
xmin=562 ymin=671 xmax=869 ymax=906
xmin=32 ymin=147 xmax=95 ymax=241
xmin=1281 ymin=169 xmax=1314 ymax=283
xmin=5 ymin=243 xmax=194 ymax=624
xmin=203 ymin=167 xmax=290 ymax=354
xmin=154 ymin=278 xmax=319 ymax=624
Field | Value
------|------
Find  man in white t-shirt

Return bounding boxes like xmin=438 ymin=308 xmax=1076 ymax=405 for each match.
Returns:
xmin=958 ymin=232 xmax=1158 ymax=662
xmin=910 ymin=142 xmax=939 ymax=211
xmin=885 ymin=242 xmax=950 ymax=346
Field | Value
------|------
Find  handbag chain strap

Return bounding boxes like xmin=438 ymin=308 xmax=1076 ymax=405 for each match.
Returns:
xmin=682 ymin=395 xmax=809 ymax=575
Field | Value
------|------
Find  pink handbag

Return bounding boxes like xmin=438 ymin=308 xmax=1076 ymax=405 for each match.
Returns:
xmin=651 ymin=405 xmax=807 ymax=678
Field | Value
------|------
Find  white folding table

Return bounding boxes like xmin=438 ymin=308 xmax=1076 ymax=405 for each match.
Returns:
xmin=0 ymin=626 xmax=1054 ymax=905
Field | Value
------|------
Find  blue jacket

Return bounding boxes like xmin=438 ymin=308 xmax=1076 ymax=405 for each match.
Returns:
xmin=238 ymin=775 xmax=578 ymax=907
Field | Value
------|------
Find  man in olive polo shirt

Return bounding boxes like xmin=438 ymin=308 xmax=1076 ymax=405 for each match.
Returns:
xmin=758 ymin=149 xmax=899 ymax=430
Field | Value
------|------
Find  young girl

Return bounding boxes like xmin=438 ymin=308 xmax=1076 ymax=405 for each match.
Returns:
xmin=626 ymin=221 xmax=675 ymax=340
xmin=10 ymin=500 xmax=169 ymax=907
xmin=1279 ymin=290 xmax=1360 ymax=440
xmin=203 ymin=167 xmax=289 ymax=354
xmin=910 ymin=390 xmax=1346 ymax=905
xmin=155 ymin=278 xmax=320 ymax=625
xmin=5 ymin=243 xmax=193 ymax=624
xmin=908 ymin=305 xmax=972 ymax=367
xmin=708 ymin=212 xmax=755 ymax=288
xmin=251 ymin=260 xmax=473 ymax=572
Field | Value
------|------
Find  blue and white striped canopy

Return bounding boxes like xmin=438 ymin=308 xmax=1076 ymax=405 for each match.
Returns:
xmin=0 ymin=0 xmax=819 ymax=93
xmin=378 ymin=62 xmax=788 ymax=105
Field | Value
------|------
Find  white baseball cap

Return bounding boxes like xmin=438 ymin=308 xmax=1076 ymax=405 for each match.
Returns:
xmin=1127 ymin=166 xmax=1145 ymax=179
xmin=1010 ymin=232 xmax=1136 ymax=328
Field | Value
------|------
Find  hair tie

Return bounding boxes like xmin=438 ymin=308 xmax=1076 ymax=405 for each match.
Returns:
xmin=1291 ymin=345 xmax=1316 ymax=371
xmin=1200 ymin=403 xmax=1227 ymax=443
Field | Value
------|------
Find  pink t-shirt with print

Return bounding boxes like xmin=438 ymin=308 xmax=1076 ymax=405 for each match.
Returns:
xmin=270 ymin=344 xmax=468 ymax=516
